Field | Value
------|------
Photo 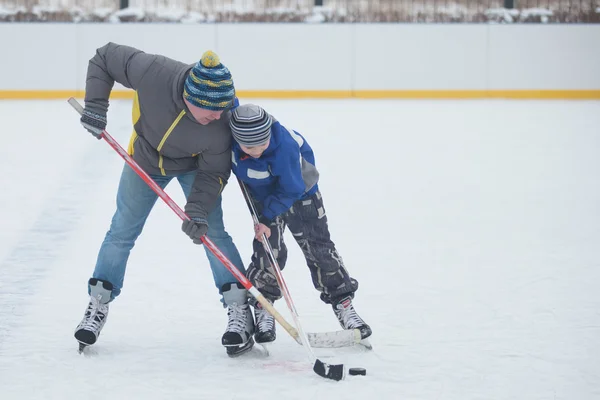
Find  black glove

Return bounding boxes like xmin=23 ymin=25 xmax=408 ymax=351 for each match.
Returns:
xmin=182 ymin=218 xmax=209 ymax=244
xmin=80 ymin=108 xmax=107 ymax=139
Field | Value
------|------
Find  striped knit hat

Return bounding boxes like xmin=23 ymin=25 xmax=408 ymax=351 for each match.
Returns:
xmin=184 ymin=51 xmax=235 ymax=111
xmin=229 ymin=104 xmax=273 ymax=147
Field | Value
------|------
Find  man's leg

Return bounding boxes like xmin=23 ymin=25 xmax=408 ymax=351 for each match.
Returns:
xmin=76 ymin=164 xmax=172 ymax=347
xmin=178 ymin=174 xmax=253 ymax=356
xmin=92 ymin=164 xmax=172 ymax=299
xmin=204 ymin=196 xmax=247 ymax=293
xmin=177 ymin=173 xmax=246 ymax=297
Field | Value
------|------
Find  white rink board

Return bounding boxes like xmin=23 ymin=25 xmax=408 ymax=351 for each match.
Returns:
xmin=353 ymin=24 xmax=488 ymax=90
xmin=487 ymin=24 xmax=600 ymax=90
xmin=1 ymin=23 xmax=599 ymax=92
xmin=216 ymin=24 xmax=354 ymax=91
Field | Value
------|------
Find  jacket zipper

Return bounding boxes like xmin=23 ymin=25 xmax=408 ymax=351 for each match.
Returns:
xmin=157 ymin=109 xmax=187 ymax=175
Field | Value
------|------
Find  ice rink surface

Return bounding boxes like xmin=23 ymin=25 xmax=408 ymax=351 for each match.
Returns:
xmin=0 ymin=99 xmax=599 ymax=399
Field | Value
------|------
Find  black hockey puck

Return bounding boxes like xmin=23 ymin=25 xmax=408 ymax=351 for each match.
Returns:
xmin=348 ymin=367 xmax=367 ymax=376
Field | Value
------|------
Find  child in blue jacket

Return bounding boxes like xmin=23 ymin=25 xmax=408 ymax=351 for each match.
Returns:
xmin=229 ymin=104 xmax=371 ymax=344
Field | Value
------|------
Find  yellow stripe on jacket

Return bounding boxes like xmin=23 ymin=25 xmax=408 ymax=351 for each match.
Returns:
xmin=157 ymin=109 xmax=187 ymax=175
xmin=128 ymin=91 xmax=142 ymax=155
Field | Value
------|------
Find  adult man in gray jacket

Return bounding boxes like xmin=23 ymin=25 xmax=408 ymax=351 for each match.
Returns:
xmin=74 ymin=43 xmax=254 ymax=357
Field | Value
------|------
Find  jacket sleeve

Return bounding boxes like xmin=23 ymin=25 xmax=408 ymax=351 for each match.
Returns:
xmin=261 ymin=148 xmax=306 ymax=222
xmin=184 ymin=146 xmax=232 ymax=222
xmin=84 ymin=42 xmax=157 ymax=114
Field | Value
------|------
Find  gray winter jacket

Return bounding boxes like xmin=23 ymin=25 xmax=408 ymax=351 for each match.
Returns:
xmin=84 ymin=42 xmax=234 ymax=221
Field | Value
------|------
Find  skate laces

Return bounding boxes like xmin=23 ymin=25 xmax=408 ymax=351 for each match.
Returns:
xmin=226 ymin=303 xmax=248 ymax=333
xmin=335 ymin=299 xmax=364 ymax=329
xmin=255 ymin=306 xmax=274 ymax=332
xmin=80 ymin=296 xmax=108 ymax=332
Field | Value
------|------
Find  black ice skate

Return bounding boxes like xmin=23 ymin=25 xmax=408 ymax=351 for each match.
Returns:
xmin=253 ymin=300 xmax=276 ymax=344
xmin=221 ymin=283 xmax=254 ymax=357
xmin=332 ymin=296 xmax=372 ymax=340
xmin=74 ymin=278 xmax=113 ymax=352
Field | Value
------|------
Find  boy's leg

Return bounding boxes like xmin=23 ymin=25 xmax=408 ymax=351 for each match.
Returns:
xmin=284 ymin=191 xmax=358 ymax=304
xmin=285 ymin=191 xmax=371 ymax=339
xmin=245 ymin=214 xmax=287 ymax=344
xmin=92 ymin=164 xmax=172 ymax=299
xmin=246 ymin=215 xmax=288 ymax=302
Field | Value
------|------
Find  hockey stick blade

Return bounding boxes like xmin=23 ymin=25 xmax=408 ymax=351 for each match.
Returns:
xmin=313 ymin=359 xmax=345 ymax=381
xmin=305 ymin=329 xmax=362 ymax=348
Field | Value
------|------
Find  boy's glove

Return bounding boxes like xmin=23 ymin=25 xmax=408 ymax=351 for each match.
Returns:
xmin=80 ymin=108 xmax=107 ymax=139
xmin=182 ymin=218 xmax=209 ymax=244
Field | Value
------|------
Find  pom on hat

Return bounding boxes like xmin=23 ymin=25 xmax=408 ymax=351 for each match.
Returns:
xmin=230 ymin=104 xmax=273 ymax=147
xmin=184 ymin=51 xmax=235 ymax=111
xmin=200 ymin=51 xmax=220 ymax=68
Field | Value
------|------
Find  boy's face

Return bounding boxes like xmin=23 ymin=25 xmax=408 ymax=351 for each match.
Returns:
xmin=240 ymin=139 xmax=270 ymax=158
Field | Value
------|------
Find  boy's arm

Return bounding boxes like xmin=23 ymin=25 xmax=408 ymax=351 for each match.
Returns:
xmin=260 ymin=151 xmax=306 ymax=223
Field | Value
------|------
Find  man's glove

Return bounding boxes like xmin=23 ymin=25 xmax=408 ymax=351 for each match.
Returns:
xmin=182 ymin=218 xmax=209 ymax=244
xmin=80 ymin=108 xmax=107 ymax=139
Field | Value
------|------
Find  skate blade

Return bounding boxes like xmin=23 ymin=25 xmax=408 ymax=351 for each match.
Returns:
xmin=257 ymin=342 xmax=271 ymax=357
xmin=226 ymin=338 xmax=255 ymax=358
xmin=78 ymin=342 xmax=87 ymax=354
xmin=358 ymin=338 xmax=373 ymax=350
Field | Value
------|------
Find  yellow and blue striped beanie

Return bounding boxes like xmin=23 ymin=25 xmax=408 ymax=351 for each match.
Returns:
xmin=184 ymin=51 xmax=235 ymax=111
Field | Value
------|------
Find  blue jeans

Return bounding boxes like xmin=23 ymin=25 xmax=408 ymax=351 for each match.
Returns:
xmin=91 ymin=164 xmax=245 ymax=303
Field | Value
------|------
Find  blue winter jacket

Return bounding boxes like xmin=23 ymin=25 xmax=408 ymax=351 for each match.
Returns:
xmin=232 ymin=121 xmax=319 ymax=222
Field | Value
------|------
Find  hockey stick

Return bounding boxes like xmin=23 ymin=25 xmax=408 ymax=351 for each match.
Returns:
xmin=237 ymin=179 xmax=358 ymax=380
xmin=67 ymin=97 xmax=346 ymax=381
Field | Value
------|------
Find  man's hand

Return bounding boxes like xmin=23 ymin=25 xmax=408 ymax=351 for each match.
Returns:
xmin=80 ymin=108 xmax=107 ymax=139
xmin=182 ymin=218 xmax=209 ymax=244
xmin=254 ymin=223 xmax=271 ymax=242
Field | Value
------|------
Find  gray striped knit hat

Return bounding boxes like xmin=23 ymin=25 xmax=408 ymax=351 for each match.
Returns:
xmin=229 ymin=104 xmax=273 ymax=147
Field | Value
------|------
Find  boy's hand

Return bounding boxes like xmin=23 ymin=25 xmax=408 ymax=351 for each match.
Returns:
xmin=254 ymin=223 xmax=271 ymax=242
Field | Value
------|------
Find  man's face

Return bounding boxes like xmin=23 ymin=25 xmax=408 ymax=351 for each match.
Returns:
xmin=185 ymin=99 xmax=223 ymax=125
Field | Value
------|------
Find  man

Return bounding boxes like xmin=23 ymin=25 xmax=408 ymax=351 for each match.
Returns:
xmin=74 ymin=43 xmax=254 ymax=357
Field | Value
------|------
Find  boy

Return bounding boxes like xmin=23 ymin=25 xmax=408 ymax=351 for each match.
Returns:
xmin=229 ymin=104 xmax=372 ymax=344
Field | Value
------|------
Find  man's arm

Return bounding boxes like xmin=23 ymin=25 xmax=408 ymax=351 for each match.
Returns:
xmin=184 ymin=148 xmax=232 ymax=222
xmin=84 ymin=42 xmax=157 ymax=115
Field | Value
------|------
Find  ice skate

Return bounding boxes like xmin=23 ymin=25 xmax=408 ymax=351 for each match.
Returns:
xmin=74 ymin=278 xmax=113 ymax=351
xmin=221 ymin=283 xmax=255 ymax=357
xmin=254 ymin=300 xmax=276 ymax=344
xmin=332 ymin=296 xmax=372 ymax=340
